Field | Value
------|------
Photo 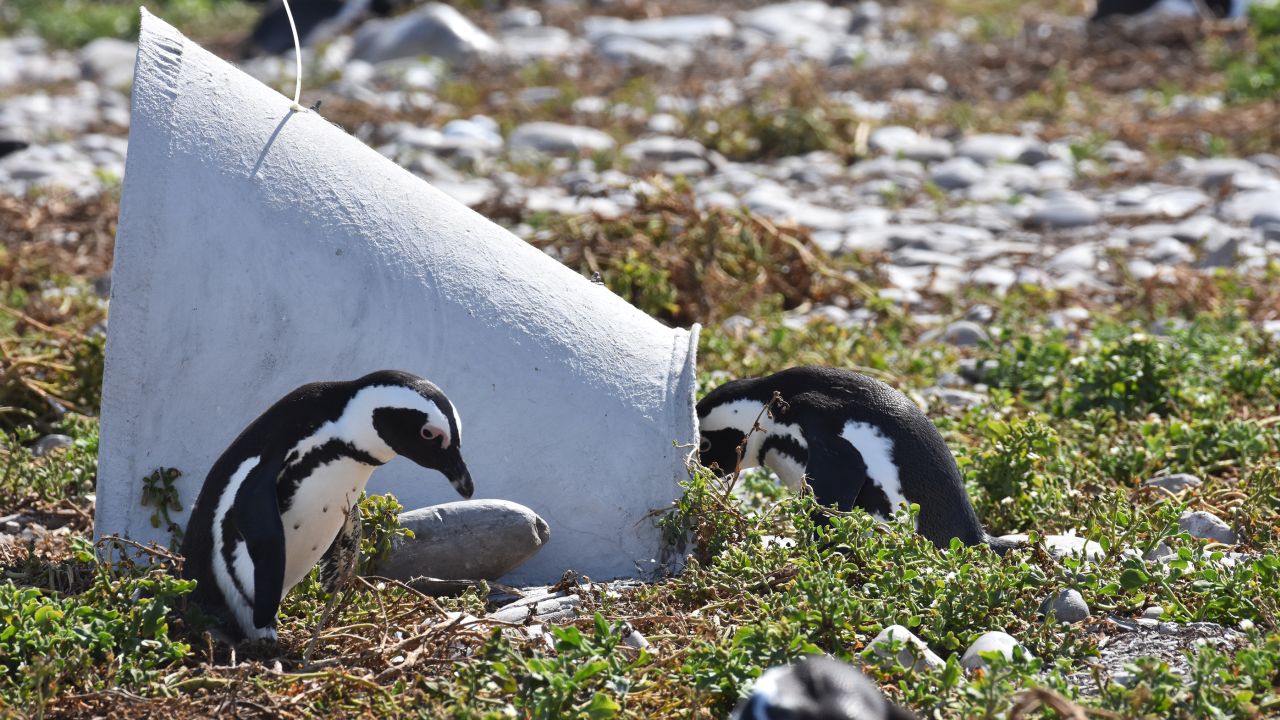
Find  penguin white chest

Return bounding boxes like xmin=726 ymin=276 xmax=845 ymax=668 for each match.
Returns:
xmin=278 ymin=457 xmax=376 ymax=592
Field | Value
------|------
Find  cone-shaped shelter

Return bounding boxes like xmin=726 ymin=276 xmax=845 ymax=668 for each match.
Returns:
xmin=96 ymin=10 xmax=699 ymax=583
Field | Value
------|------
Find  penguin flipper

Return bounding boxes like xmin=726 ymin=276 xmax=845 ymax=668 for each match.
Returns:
xmin=318 ymin=501 xmax=361 ymax=598
xmin=232 ymin=452 xmax=287 ymax=631
xmin=797 ymin=419 xmax=867 ymax=515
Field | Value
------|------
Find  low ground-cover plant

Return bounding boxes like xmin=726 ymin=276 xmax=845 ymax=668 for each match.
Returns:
xmin=0 ymin=539 xmax=192 ymax=716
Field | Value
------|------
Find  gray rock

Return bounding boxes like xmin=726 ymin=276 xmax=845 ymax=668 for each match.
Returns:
xmin=584 ymin=14 xmax=734 ymax=45
xmin=509 ymin=122 xmax=615 ymax=155
xmin=1146 ymin=237 xmax=1194 ymax=265
xmin=1144 ymin=541 xmax=1175 ymax=562
xmin=501 ymin=26 xmax=578 ymax=61
xmin=32 ymin=434 xmax=73 ymax=457
xmin=622 ymin=136 xmax=706 ymax=164
xmin=1143 ymin=473 xmax=1202 ymax=493
xmin=870 ymin=126 xmax=953 ymax=162
xmin=378 ymin=500 xmax=551 ymax=581
xmin=869 ymin=624 xmax=945 ymax=671
xmin=1142 ymin=606 xmax=1165 ymax=620
xmin=597 ymin=35 xmax=681 ymax=66
xmin=998 ymin=533 xmax=1104 ymax=561
xmin=969 ymin=265 xmax=1017 ymax=292
xmin=497 ymin=6 xmax=542 ymax=30
xmin=1178 ymin=510 xmax=1237 ymax=545
xmin=1209 ymin=235 xmax=1249 ymax=269
xmin=1040 ymin=589 xmax=1090 ymax=624
xmin=79 ymin=38 xmax=137 ymax=89
xmin=1028 ymin=193 xmax=1100 ymax=229
xmin=1180 ymin=157 xmax=1264 ymax=189
xmin=921 ymin=387 xmax=987 ymax=409
xmin=960 ymin=631 xmax=1027 ymax=669
xmin=489 ymin=588 xmax=581 ymax=624
xmin=738 ymin=2 xmax=850 ymax=61
xmin=938 ymin=320 xmax=989 ymax=346
xmin=352 ymin=3 xmax=498 ymax=65
xmin=930 ymin=157 xmax=986 ymax=190
xmin=1221 ymin=189 xmax=1280 ymax=227
xmin=956 ymin=134 xmax=1033 ymax=164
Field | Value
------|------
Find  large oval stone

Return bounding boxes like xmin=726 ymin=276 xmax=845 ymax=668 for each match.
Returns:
xmin=377 ymin=500 xmax=551 ymax=581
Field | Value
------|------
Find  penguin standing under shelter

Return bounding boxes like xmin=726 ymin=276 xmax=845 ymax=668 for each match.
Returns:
xmin=180 ymin=370 xmax=474 ymax=642
xmin=698 ymin=366 xmax=1014 ymax=552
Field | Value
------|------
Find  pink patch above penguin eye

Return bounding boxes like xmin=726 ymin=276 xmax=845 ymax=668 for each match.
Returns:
xmin=421 ymin=423 xmax=450 ymax=448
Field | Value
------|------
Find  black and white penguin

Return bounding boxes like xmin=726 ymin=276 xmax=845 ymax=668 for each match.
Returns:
xmin=1092 ymin=0 xmax=1249 ymax=21
xmin=245 ymin=0 xmax=405 ymax=56
xmin=735 ymin=656 xmax=918 ymax=720
xmin=697 ymin=366 xmax=1014 ymax=552
xmin=179 ymin=369 xmax=473 ymax=642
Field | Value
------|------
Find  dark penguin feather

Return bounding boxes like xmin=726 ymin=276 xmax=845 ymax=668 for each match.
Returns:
xmin=698 ymin=366 xmax=1002 ymax=552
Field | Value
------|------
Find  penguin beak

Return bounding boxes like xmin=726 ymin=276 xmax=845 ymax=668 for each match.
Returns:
xmin=443 ymin=455 xmax=474 ymax=499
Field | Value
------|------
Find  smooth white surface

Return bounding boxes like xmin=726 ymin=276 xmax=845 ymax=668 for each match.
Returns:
xmin=96 ymin=10 xmax=699 ymax=583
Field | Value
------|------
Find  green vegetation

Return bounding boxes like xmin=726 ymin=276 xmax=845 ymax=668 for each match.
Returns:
xmin=0 ymin=0 xmax=257 ymax=48
xmin=1225 ymin=1 xmax=1280 ymax=101
xmin=2 ymin=190 xmax=1279 ymax=716
xmin=2 ymin=0 xmax=1280 ymax=714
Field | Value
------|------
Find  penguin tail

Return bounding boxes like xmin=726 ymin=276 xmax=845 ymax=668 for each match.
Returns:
xmin=983 ymin=534 xmax=1026 ymax=556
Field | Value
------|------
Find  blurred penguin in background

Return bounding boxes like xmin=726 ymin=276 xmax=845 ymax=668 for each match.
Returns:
xmin=245 ymin=0 xmax=408 ymax=56
xmin=736 ymin=656 xmax=918 ymax=720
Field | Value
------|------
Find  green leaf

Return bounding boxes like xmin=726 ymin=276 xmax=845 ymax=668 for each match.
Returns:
xmin=1119 ymin=568 xmax=1150 ymax=590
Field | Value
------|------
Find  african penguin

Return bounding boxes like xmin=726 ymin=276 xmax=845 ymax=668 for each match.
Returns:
xmin=698 ymin=366 xmax=1016 ymax=553
xmin=735 ymin=656 xmax=918 ymax=720
xmin=1092 ymin=0 xmax=1253 ymax=20
xmin=244 ymin=0 xmax=405 ymax=56
xmin=180 ymin=369 xmax=473 ymax=642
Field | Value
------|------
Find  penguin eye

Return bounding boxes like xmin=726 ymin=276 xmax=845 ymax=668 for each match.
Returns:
xmin=699 ymin=437 xmax=711 ymax=453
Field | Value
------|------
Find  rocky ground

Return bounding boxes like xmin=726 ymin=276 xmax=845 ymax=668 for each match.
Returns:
xmin=3 ymin=1 xmax=1280 ymax=717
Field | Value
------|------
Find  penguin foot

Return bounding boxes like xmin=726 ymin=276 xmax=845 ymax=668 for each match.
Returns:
xmin=984 ymin=535 xmax=1026 ymax=556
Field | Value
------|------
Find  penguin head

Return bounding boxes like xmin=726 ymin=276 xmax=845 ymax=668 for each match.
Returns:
xmin=735 ymin=656 xmax=918 ymax=720
xmin=697 ymin=378 xmax=764 ymax=474
xmin=359 ymin=371 xmax=474 ymax=499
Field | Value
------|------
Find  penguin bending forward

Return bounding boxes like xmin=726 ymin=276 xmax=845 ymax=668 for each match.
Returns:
xmin=180 ymin=370 xmax=474 ymax=642
xmin=736 ymin=656 xmax=918 ymax=720
xmin=698 ymin=366 xmax=1015 ymax=553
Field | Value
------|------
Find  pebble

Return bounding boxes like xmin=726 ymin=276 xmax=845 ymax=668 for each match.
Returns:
xmin=955 ymin=134 xmax=1033 ymax=164
xmin=1221 ymin=189 xmax=1280 ymax=227
xmin=930 ymin=157 xmax=986 ymax=190
xmin=78 ymin=38 xmax=137 ymax=89
xmin=352 ymin=3 xmax=498 ymax=65
xmin=938 ymin=319 xmax=989 ymax=346
xmin=1142 ymin=606 xmax=1165 ymax=620
xmin=584 ymin=14 xmax=734 ymax=45
xmin=621 ymin=136 xmax=707 ymax=164
xmin=377 ymin=500 xmax=550 ymax=581
xmin=870 ymin=126 xmax=953 ymax=162
xmin=497 ymin=6 xmax=543 ymax=30
xmin=1178 ymin=510 xmax=1238 ymax=545
xmin=490 ymin=589 xmax=582 ymax=624
xmin=869 ymin=624 xmax=945 ymax=671
xmin=31 ymin=434 xmax=73 ymax=457
xmin=509 ymin=122 xmax=616 ymax=155
xmin=960 ymin=631 xmax=1028 ymax=670
xmin=1143 ymin=473 xmax=1202 ymax=493
xmin=997 ymin=533 xmax=1104 ymax=561
xmin=1027 ymin=192 xmax=1101 ymax=229
xmin=1040 ymin=589 xmax=1090 ymax=624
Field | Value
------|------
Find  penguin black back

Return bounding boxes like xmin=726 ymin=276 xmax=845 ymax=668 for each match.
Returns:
xmin=697 ymin=366 xmax=989 ymax=550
